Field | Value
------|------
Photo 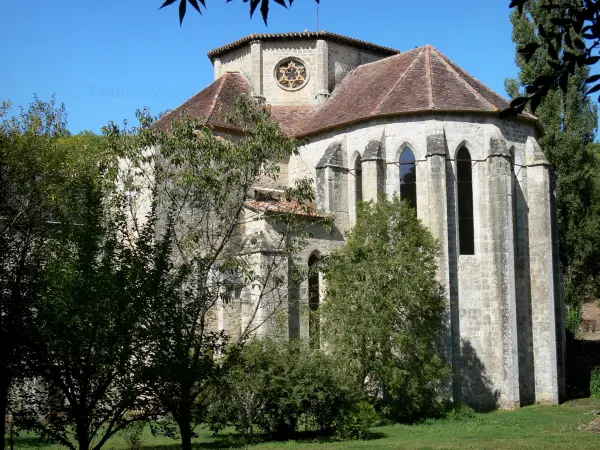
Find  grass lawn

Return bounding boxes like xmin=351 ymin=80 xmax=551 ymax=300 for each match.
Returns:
xmin=9 ymin=398 xmax=600 ymax=449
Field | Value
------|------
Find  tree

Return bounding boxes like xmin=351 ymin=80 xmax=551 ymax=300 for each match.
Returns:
xmin=506 ymin=0 xmax=600 ymax=331
xmin=508 ymin=0 xmax=600 ymax=114
xmin=18 ymin=170 xmax=163 ymax=450
xmin=159 ymin=0 xmax=320 ymax=25
xmin=107 ymin=96 xmax=320 ymax=450
xmin=321 ymin=197 xmax=450 ymax=421
xmin=0 ymin=97 xmax=90 ymax=449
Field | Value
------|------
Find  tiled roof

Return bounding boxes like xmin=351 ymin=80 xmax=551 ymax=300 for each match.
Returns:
xmin=294 ymin=45 xmax=536 ymax=136
xmin=244 ymin=199 xmax=325 ymax=218
xmin=156 ymin=72 xmax=251 ymax=131
xmin=207 ymin=31 xmax=399 ymax=61
xmin=268 ymin=105 xmax=314 ymax=136
xmin=159 ymin=45 xmax=537 ymax=137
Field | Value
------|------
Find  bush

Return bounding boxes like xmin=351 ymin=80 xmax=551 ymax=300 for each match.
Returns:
xmin=332 ymin=402 xmax=377 ymax=440
xmin=207 ymin=339 xmax=363 ymax=440
xmin=591 ymin=367 xmax=600 ymax=398
xmin=120 ymin=421 xmax=146 ymax=450
xmin=444 ymin=403 xmax=476 ymax=421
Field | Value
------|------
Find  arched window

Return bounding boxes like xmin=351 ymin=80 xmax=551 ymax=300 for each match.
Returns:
xmin=308 ymin=253 xmax=320 ymax=349
xmin=457 ymin=147 xmax=474 ymax=255
xmin=400 ymin=148 xmax=417 ymax=211
xmin=355 ymin=155 xmax=362 ymax=207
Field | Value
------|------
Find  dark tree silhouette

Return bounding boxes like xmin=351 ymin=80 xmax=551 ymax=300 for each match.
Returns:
xmin=160 ymin=0 xmax=320 ymax=25
xmin=508 ymin=1 xmax=600 ymax=114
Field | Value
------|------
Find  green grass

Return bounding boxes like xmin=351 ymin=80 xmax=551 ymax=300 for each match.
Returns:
xmin=8 ymin=398 xmax=600 ymax=449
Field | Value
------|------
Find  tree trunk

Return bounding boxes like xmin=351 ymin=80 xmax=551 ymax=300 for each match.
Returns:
xmin=76 ymin=436 xmax=90 ymax=450
xmin=1 ymin=374 xmax=10 ymax=450
xmin=178 ymin=417 xmax=193 ymax=450
xmin=76 ymin=419 xmax=90 ymax=450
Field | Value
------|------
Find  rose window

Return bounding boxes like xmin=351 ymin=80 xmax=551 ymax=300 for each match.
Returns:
xmin=276 ymin=59 xmax=307 ymax=90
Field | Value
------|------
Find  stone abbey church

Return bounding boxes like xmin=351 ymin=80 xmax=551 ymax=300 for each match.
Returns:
xmin=158 ymin=32 xmax=565 ymax=410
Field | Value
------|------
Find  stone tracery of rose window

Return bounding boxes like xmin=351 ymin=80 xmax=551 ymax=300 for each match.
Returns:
xmin=276 ymin=59 xmax=307 ymax=89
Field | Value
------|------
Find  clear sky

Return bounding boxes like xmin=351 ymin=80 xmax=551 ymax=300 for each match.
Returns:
xmin=0 ymin=0 xmax=520 ymax=133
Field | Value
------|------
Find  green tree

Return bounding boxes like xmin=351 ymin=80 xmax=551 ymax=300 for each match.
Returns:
xmin=20 ymin=171 xmax=161 ymax=450
xmin=321 ymin=198 xmax=449 ymax=421
xmin=108 ymin=96 xmax=320 ymax=450
xmin=506 ymin=0 xmax=600 ymax=331
xmin=0 ymin=97 xmax=101 ymax=448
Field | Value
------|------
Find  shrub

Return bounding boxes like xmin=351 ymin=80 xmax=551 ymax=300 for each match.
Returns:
xmin=332 ymin=402 xmax=377 ymax=440
xmin=120 ymin=421 xmax=146 ymax=450
xmin=444 ymin=403 xmax=476 ymax=421
xmin=591 ymin=367 xmax=600 ymax=398
xmin=207 ymin=339 xmax=362 ymax=440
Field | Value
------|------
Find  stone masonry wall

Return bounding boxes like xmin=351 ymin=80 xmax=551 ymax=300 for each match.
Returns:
xmin=219 ymin=46 xmax=252 ymax=81
xmin=288 ymin=113 xmax=562 ymax=409
xmin=327 ymin=42 xmax=384 ymax=92
xmin=262 ymin=41 xmax=318 ymax=105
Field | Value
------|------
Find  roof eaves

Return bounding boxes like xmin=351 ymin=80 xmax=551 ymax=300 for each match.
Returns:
xmin=207 ymin=31 xmax=400 ymax=62
xmin=294 ymin=109 xmax=541 ymax=139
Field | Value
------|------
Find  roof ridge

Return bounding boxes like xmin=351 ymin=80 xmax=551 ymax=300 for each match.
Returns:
xmin=429 ymin=47 xmax=498 ymax=111
xmin=371 ymin=48 xmax=426 ymax=115
xmin=207 ymin=31 xmax=399 ymax=61
xmin=205 ymin=73 xmax=231 ymax=124
xmin=425 ymin=45 xmax=434 ymax=109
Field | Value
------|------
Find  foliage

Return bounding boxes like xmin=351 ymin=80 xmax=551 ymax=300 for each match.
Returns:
xmin=206 ymin=339 xmax=361 ymax=441
xmin=322 ymin=197 xmax=450 ymax=422
xmin=106 ymin=95 xmax=318 ymax=450
xmin=508 ymin=1 xmax=600 ymax=114
xmin=506 ymin=1 xmax=600 ymax=331
xmin=591 ymin=367 xmax=600 ymax=398
xmin=10 ymin=399 xmax=600 ymax=449
xmin=159 ymin=0 xmax=320 ymax=25
xmin=442 ymin=403 xmax=476 ymax=422
xmin=17 ymin=167 xmax=163 ymax=450
xmin=331 ymin=402 xmax=377 ymax=440
xmin=119 ymin=422 xmax=146 ymax=450
xmin=0 ymin=96 xmax=108 ymax=449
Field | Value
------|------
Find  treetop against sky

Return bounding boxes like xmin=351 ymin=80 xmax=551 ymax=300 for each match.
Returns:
xmin=1 ymin=0 xmax=517 ymax=133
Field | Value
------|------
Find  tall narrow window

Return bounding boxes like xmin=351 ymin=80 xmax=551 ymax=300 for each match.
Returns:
xmin=355 ymin=156 xmax=362 ymax=207
xmin=308 ymin=253 xmax=320 ymax=349
xmin=457 ymin=147 xmax=474 ymax=255
xmin=400 ymin=148 xmax=417 ymax=211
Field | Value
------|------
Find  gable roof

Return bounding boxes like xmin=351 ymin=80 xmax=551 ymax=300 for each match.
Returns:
xmin=207 ymin=31 xmax=399 ymax=62
xmin=294 ymin=45 xmax=536 ymax=136
xmin=156 ymin=72 xmax=251 ymax=132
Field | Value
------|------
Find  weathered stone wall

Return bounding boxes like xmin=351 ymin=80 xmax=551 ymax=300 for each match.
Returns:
xmin=288 ymin=113 xmax=563 ymax=409
xmin=262 ymin=41 xmax=318 ymax=105
xmin=219 ymin=46 xmax=251 ymax=80
xmin=327 ymin=42 xmax=384 ymax=92
xmin=216 ymin=38 xmax=384 ymax=105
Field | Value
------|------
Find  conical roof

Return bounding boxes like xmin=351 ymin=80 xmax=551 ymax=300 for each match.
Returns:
xmin=295 ymin=45 xmax=535 ymax=136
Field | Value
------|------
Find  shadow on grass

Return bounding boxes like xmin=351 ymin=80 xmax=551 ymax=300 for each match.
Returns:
xmin=142 ymin=430 xmax=387 ymax=449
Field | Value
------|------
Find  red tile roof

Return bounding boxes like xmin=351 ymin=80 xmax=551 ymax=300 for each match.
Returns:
xmin=207 ymin=31 xmax=399 ymax=62
xmin=159 ymin=45 xmax=537 ymax=137
xmin=294 ymin=45 xmax=536 ymax=136
xmin=156 ymin=72 xmax=251 ymax=131
xmin=244 ymin=199 xmax=325 ymax=218
xmin=268 ymin=105 xmax=314 ymax=136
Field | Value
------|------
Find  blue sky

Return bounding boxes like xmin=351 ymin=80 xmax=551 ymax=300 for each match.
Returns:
xmin=0 ymin=0 xmax=519 ymax=133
